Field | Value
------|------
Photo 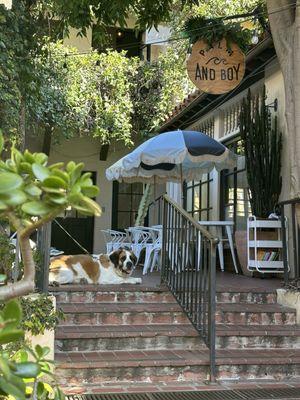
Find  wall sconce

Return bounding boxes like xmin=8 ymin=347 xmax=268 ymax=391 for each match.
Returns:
xmin=267 ymin=98 xmax=278 ymax=112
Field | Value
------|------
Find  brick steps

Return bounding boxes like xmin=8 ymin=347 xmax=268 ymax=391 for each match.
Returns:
xmin=53 ymin=284 xmax=300 ymax=388
xmin=55 ymin=324 xmax=300 ymax=352
xmin=215 ymin=303 xmax=296 ymax=325
xmin=58 ymin=302 xmax=296 ymax=326
xmin=55 ymin=348 xmax=300 ymax=385
xmin=55 ymin=324 xmax=204 ymax=352
xmin=216 ymin=324 xmax=300 ymax=349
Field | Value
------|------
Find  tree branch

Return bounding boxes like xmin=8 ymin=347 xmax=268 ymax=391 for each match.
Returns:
xmin=0 ymin=207 xmax=64 ymax=301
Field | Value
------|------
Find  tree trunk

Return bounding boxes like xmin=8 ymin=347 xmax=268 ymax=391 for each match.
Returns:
xmin=267 ymin=0 xmax=300 ymax=199
xmin=42 ymin=125 xmax=52 ymax=156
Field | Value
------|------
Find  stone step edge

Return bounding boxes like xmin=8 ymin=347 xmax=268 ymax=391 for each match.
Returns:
xmin=58 ymin=303 xmax=296 ymax=313
xmin=50 ymin=285 xmax=168 ymax=293
xmin=56 ymin=354 xmax=300 ymax=369
xmin=55 ymin=324 xmax=300 ymax=340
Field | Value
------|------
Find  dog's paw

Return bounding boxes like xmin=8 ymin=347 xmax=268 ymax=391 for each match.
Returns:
xmin=135 ymin=278 xmax=142 ymax=284
xmin=49 ymin=281 xmax=60 ymax=287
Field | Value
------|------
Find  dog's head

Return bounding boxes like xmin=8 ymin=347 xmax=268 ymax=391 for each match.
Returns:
xmin=109 ymin=248 xmax=137 ymax=277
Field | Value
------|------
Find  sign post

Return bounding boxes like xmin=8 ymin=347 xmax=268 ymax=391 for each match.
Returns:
xmin=187 ymin=38 xmax=245 ymax=94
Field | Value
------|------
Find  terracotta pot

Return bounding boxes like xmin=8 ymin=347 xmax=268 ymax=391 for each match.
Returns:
xmin=234 ymin=230 xmax=252 ymax=277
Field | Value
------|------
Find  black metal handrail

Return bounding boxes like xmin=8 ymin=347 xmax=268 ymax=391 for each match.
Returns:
xmin=277 ymin=197 xmax=300 ymax=284
xmin=160 ymin=194 xmax=218 ymax=382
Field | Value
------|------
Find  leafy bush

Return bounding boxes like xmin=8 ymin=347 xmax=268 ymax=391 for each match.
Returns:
xmin=0 ymin=299 xmax=64 ymax=399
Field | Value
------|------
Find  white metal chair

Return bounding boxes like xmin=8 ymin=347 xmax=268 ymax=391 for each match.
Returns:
xmin=101 ymin=229 xmax=131 ymax=253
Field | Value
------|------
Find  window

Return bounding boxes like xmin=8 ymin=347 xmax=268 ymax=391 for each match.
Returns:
xmin=92 ymin=27 xmax=142 ymax=58
xmin=112 ymin=182 xmax=144 ymax=230
xmin=183 ymin=174 xmax=213 ymax=221
xmin=220 ymin=138 xmax=251 ymax=231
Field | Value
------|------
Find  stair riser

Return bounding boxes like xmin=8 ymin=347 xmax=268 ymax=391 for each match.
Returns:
xmin=216 ymin=311 xmax=296 ymax=325
xmin=60 ymin=312 xmax=189 ymax=326
xmin=217 ymin=292 xmax=277 ymax=304
xmin=55 ymin=336 xmax=205 ymax=352
xmin=55 ymin=292 xmax=174 ymax=304
xmin=217 ymin=336 xmax=300 ymax=349
xmin=56 ymin=364 xmax=300 ymax=386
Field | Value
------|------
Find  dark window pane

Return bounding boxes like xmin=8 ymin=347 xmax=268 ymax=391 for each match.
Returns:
xmin=132 ymin=194 xmax=143 ymax=210
xmin=117 ymin=212 xmax=131 ymax=230
xmin=118 ymin=194 xmax=131 ymax=211
xmin=119 ymin=183 xmax=132 ymax=194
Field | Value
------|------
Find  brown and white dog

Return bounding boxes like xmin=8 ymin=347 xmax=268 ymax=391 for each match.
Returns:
xmin=49 ymin=248 xmax=141 ymax=285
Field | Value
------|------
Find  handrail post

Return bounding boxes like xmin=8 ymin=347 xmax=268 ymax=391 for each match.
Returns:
xmin=280 ymin=206 xmax=289 ymax=285
xmin=161 ymin=197 xmax=167 ymax=285
xmin=208 ymin=238 xmax=217 ymax=382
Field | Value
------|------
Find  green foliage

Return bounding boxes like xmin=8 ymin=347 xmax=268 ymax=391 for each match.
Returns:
xmin=0 ymin=299 xmax=64 ymax=399
xmin=132 ymin=46 xmax=193 ymax=136
xmin=183 ymin=15 xmax=253 ymax=51
xmin=239 ymin=87 xmax=282 ymax=218
xmin=20 ymin=295 xmax=63 ymax=337
xmin=50 ymin=0 xmax=197 ymax=39
xmin=0 ymin=131 xmax=101 ymax=225
xmin=0 ymin=230 xmax=14 ymax=282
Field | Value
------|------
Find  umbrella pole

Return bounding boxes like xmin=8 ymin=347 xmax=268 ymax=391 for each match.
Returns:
xmin=154 ymin=176 xmax=157 ymax=225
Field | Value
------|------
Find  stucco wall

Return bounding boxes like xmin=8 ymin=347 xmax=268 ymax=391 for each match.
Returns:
xmin=48 ymin=137 xmax=136 ymax=254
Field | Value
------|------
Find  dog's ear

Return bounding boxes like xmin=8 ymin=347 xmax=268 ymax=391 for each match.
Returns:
xmin=130 ymin=252 xmax=137 ymax=265
xmin=109 ymin=249 xmax=121 ymax=266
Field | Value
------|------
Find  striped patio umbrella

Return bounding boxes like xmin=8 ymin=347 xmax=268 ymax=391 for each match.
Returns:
xmin=106 ymin=130 xmax=237 ymax=183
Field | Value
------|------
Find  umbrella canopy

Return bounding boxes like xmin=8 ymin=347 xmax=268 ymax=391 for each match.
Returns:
xmin=106 ymin=130 xmax=237 ymax=183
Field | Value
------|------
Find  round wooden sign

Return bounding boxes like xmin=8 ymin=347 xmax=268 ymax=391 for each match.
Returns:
xmin=186 ymin=38 xmax=245 ymax=95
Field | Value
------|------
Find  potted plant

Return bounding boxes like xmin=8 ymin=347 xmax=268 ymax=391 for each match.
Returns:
xmin=236 ymin=86 xmax=283 ymax=275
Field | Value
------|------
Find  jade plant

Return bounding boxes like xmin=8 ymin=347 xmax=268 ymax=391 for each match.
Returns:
xmin=0 ymin=132 xmax=101 ymax=301
xmin=0 ymin=299 xmax=64 ymax=399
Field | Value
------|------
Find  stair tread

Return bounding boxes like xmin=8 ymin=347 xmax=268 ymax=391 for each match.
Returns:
xmin=216 ymin=324 xmax=300 ymax=336
xmin=56 ymin=323 xmax=300 ymax=339
xmin=58 ymin=302 xmax=295 ymax=313
xmin=55 ymin=348 xmax=300 ymax=368
xmin=59 ymin=302 xmax=180 ymax=313
xmin=56 ymin=324 xmax=198 ymax=339
xmin=50 ymin=285 xmax=168 ymax=293
xmin=216 ymin=303 xmax=296 ymax=312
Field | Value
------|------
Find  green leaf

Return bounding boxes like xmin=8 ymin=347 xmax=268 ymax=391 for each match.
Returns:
xmin=0 ymin=274 xmax=6 ymax=283
xmin=42 ymin=186 xmax=64 ymax=194
xmin=19 ymin=162 xmax=32 ymax=174
xmin=49 ymin=162 xmax=64 ymax=170
xmin=46 ymin=194 xmax=67 ymax=205
xmin=11 ymin=148 xmax=24 ymax=166
xmin=0 ymin=172 xmax=23 ymax=194
xmin=66 ymin=161 xmax=76 ymax=172
xmin=35 ymin=344 xmax=43 ymax=359
xmin=24 ymin=183 xmax=42 ymax=197
xmin=0 ymin=133 xmax=4 ymax=154
xmin=32 ymin=163 xmax=50 ymax=182
xmin=0 ymin=201 xmax=7 ymax=211
xmin=81 ymin=185 xmax=99 ymax=197
xmin=43 ymin=176 xmax=67 ymax=189
xmin=2 ymin=300 xmax=22 ymax=327
xmin=34 ymin=153 xmax=48 ymax=165
xmin=14 ymin=362 xmax=41 ymax=378
xmin=0 ymin=329 xmax=24 ymax=345
xmin=0 ymin=190 xmax=27 ymax=206
xmin=81 ymin=196 xmax=101 ymax=216
xmin=21 ymin=201 xmax=52 ymax=216
xmin=52 ymin=169 xmax=70 ymax=184
xmin=0 ymin=356 xmax=11 ymax=380
xmin=70 ymin=162 xmax=84 ymax=184
xmin=23 ymin=150 xmax=35 ymax=164
xmin=0 ymin=377 xmax=26 ymax=399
